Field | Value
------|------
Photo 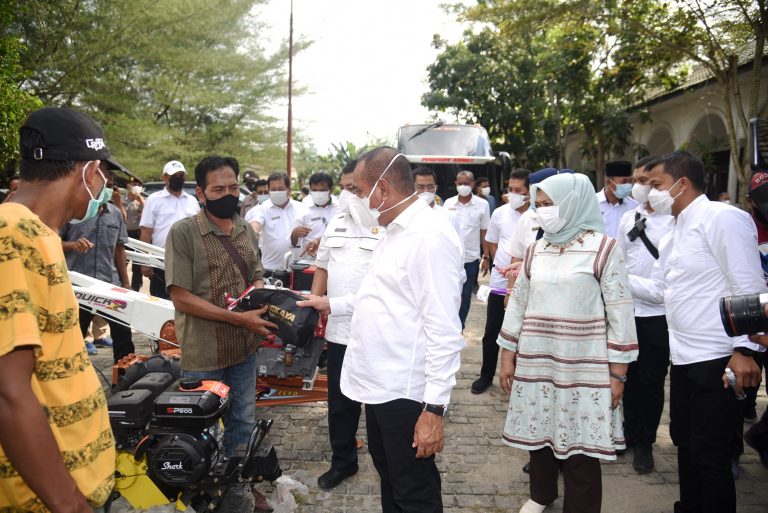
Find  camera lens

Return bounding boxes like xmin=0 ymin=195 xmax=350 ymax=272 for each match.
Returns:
xmin=720 ymin=293 xmax=768 ymax=337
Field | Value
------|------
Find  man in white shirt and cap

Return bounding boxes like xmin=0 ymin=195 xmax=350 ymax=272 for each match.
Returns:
xmin=629 ymin=151 xmax=764 ymax=513
xmin=140 ymin=159 xmax=200 ymax=298
xmin=245 ymin=171 xmax=306 ymax=270
xmin=299 ymin=147 xmax=465 ymax=513
xmin=597 ymin=160 xmax=638 ymax=238
xmin=616 ymin=155 xmax=674 ymax=475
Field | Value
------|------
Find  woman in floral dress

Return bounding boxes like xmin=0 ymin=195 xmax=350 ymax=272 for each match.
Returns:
xmin=497 ymin=173 xmax=638 ymax=513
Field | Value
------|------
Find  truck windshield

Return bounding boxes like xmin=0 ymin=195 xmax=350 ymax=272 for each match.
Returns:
xmin=398 ymin=125 xmax=493 ymax=157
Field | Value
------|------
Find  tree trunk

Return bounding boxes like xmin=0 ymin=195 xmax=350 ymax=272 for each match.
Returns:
xmin=595 ymin=132 xmax=606 ymax=190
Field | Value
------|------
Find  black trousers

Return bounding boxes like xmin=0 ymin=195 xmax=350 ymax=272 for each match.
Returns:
xmin=529 ymin=447 xmax=602 ymax=513
xmin=126 ymin=229 xmax=143 ymax=292
xmin=79 ymin=308 xmax=135 ymax=363
xmin=479 ymin=293 xmax=505 ymax=380
xmin=670 ymin=356 xmax=740 ymax=513
xmin=149 ymin=268 xmax=168 ymax=299
xmin=623 ymin=315 xmax=669 ymax=446
xmin=365 ymin=399 xmax=442 ymax=513
xmin=326 ymin=341 xmax=361 ymax=473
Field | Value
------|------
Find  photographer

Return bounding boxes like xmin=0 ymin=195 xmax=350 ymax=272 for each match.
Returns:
xmin=628 ymin=151 xmax=765 ymax=513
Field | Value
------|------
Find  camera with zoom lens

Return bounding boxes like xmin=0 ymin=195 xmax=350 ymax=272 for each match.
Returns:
xmin=719 ymin=293 xmax=768 ymax=337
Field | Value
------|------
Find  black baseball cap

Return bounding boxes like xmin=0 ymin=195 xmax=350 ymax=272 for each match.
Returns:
xmin=20 ymin=107 xmax=110 ymax=162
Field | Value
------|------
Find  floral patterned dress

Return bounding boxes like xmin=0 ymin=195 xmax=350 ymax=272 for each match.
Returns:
xmin=497 ymin=230 xmax=638 ymax=460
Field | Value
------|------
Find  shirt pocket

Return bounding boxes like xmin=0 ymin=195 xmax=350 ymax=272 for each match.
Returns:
xmin=358 ymin=237 xmax=378 ymax=251
xmin=324 ymin=236 xmax=347 ymax=249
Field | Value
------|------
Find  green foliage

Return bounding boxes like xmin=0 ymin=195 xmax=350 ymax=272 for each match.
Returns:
xmin=424 ymin=0 xmax=688 ymax=185
xmin=0 ymin=3 xmax=42 ymax=175
xmin=8 ymin=0 xmax=299 ymax=179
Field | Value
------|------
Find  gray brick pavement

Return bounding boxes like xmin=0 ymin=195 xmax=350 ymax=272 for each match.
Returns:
xmin=94 ymin=285 xmax=768 ymax=513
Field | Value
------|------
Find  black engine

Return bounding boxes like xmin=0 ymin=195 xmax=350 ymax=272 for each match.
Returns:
xmin=108 ymin=356 xmax=281 ymax=506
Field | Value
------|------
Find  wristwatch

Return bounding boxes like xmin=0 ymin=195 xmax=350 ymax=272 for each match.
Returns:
xmin=422 ymin=402 xmax=447 ymax=417
xmin=734 ymin=347 xmax=756 ymax=357
xmin=609 ymin=372 xmax=627 ymax=383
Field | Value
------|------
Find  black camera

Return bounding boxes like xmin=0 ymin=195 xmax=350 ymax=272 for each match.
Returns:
xmin=719 ymin=293 xmax=768 ymax=337
xmin=626 ymin=217 xmax=647 ymax=242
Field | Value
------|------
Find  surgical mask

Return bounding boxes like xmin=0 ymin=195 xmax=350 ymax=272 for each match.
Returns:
xmin=256 ymin=194 xmax=269 ymax=204
xmin=348 ymin=195 xmax=378 ymax=230
xmin=269 ymin=190 xmax=289 ymax=206
xmin=71 ymin=161 xmax=107 ymax=224
xmin=648 ymin=179 xmax=683 ymax=216
xmin=337 ymin=189 xmax=354 ymax=211
xmin=632 ymin=183 xmax=651 ymax=205
xmin=507 ymin=193 xmax=527 ymax=210
xmin=168 ymin=174 xmax=185 ymax=192
xmin=419 ymin=191 xmax=436 ymax=205
xmin=349 ymin=153 xmax=416 ymax=226
xmin=101 ymin=186 xmax=113 ymax=205
xmin=457 ymin=185 xmax=472 ymax=197
xmin=310 ymin=190 xmax=331 ymax=206
xmin=481 ymin=186 xmax=491 ymax=197
xmin=613 ymin=182 xmax=633 ymax=199
xmin=204 ymin=193 xmax=239 ymax=219
xmin=130 ymin=185 xmax=144 ymax=195
xmin=535 ymin=191 xmax=574 ymax=234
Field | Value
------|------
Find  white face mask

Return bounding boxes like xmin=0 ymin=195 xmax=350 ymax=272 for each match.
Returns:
xmin=269 ymin=190 xmax=289 ymax=206
xmin=457 ymin=185 xmax=472 ymax=197
xmin=648 ymin=179 xmax=683 ymax=216
xmin=348 ymin=195 xmax=378 ymax=229
xmin=130 ymin=185 xmax=143 ymax=195
xmin=256 ymin=194 xmax=269 ymax=204
xmin=535 ymin=190 xmax=574 ymax=234
xmin=310 ymin=190 xmax=331 ymax=206
xmin=419 ymin=191 xmax=436 ymax=206
xmin=632 ymin=183 xmax=651 ymax=205
xmin=337 ymin=189 xmax=354 ymax=211
xmin=507 ymin=192 xmax=527 ymax=210
xmin=357 ymin=153 xmax=416 ymax=225
xmin=480 ymin=186 xmax=491 ymax=197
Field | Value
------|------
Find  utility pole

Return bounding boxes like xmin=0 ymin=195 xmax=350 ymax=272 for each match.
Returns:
xmin=286 ymin=0 xmax=294 ymax=179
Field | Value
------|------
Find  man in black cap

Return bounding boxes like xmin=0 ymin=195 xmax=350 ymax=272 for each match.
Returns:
xmin=240 ymin=171 xmax=268 ymax=218
xmin=0 ymin=107 xmax=115 ymax=512
xmin=597 ymin=160 xmax=638 ymax=238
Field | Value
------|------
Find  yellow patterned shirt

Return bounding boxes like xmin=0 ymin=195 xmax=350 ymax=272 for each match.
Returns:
xmin=0 ymin=203 xmax=115 ymax=512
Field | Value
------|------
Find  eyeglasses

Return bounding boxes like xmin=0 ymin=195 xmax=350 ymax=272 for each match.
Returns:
xmin=415 ymin=184 xmax=437 ymax=192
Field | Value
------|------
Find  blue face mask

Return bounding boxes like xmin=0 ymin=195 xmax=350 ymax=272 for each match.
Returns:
xmin=70 ymin=161 xmax=108 ymax=224
xmin=613 ymin=182 xmax=633 ymax=199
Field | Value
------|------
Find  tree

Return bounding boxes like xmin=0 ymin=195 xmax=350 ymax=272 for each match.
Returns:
xmin=0 ymin=3 xmax=41 ymax=175
xmin=661 ymin=0 xmax=767 ymax=203
xmin=8 ymin=0 xmax=301 ymax=178
xmin=424 ymin=0 xmax=686 ymax=186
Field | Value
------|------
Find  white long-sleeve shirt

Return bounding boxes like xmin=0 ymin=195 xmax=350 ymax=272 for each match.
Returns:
xmin=617 ymin=205 xmax=674 ymax=317
xmin=629 ymin=195 xmax=765 ymax=364
xmin=337 ymin=198 xmax=465 ymax=406
xmin=485 ymin=204 xmax=523 ymax=291
xmin=597 ymin=189 xmax=638 ymax=239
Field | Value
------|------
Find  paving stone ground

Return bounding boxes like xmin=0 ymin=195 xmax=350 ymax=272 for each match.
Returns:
xmin=95 ymin=275 xmax=768 ymax=512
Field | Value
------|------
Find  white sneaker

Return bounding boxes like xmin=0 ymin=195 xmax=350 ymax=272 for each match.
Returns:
xmin=519 ymin=499 xmax=547 ymax=513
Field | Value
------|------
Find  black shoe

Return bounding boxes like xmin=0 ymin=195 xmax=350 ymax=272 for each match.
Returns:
xmin=471 ymin=376 xmax=492 ymax=394
xmin=522 ymin=462 xmax=531 ymax=474
xmin=744 ymin=405 xmax=758 ymax=424
xmin=317 ymin=466 xmax=358 ymax=490
xmin=633 ymin=444 xmax=654 ymax=474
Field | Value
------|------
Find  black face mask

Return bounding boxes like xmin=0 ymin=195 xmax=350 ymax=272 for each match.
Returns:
xmin=205 ymin=193 xmax=239 ymax=219
xmin=168 ymin=175 xmax=185 ymax=192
